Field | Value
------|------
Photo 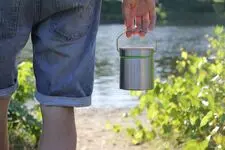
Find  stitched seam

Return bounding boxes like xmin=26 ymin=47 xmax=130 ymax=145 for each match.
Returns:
xmin=49 ymin=0 xmax=96 ymax=41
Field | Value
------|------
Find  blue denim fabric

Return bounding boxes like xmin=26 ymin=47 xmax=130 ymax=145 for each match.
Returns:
xmin=0 ymin=0 xmax=102 ymax=107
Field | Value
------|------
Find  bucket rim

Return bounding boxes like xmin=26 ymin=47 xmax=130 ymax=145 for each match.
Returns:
xmin=119 ymin=47 xmax=155 ymax=51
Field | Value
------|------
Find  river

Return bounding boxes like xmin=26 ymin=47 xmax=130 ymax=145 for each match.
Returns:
xmin=20 ymin=25 xmax=214 ymax=108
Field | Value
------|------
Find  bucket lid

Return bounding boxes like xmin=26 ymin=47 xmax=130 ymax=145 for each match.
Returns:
xmin=119 ymin=47 xmax=154 ymax=57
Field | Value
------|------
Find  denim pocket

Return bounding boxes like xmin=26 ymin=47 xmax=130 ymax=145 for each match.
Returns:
xmin=50 ymin=0 xmax=96 ymax=41
xmin=55 ymin=0 xmax=91 ymax=10
xmin=0 ymin=0 xmax=20 ymax=38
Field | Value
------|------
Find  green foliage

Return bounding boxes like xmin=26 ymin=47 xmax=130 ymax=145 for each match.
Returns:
xmin=12 ymin=62 xmax=35 ymax=103
xmin=8 ymin=61 xmax=41 ymax=149
xmin=115 ymin=26 xmax=225 ymax=149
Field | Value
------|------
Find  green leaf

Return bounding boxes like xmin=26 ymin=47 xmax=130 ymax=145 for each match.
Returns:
xmin=198 ymin=71 xmax=207 ymax=82
xmin=147 ymin=103 xmax=158 ymax=120
xmin=163 ymin=124 xmax=172 ymax=134
xmin=214 ymin=26 xmax=224 ymax=35
xmin=214 ymin=135 xmax=225 ymax=147
xmin=190 ymin=114 xmax=198 ymax=126
xmin=146 ymin=131 xmax=156 ymax=141
xmin=219 ymin=114 xmax=225 ymax=124
xmin=113 ymin=124 xmax=121 ymax=133
xmin=184 ymin=140 xmax=199 ymax=150
xmin=126 ymin=128 xmax=135 ymax=137
xmin=199 ymin=140 xmax=209 ymax=150
xmin=181 ymin=51 xmax=188 ymax=60
xmin=134 ymin=130 xmax=144 ymax=141
xmin=189 ymin=65 xmax=197 ymax=74
xmin=207 ymin=94 xmax=215 ymax=111
xmin=215 ymin=63 xmax=223 ymax=74
xmin=130 ymin=107 xmax=142 ymax=117
xmin=184 ymin=140 xmax=208 ymax=150
xmin=200 ymin=111 xmax=213 ymax=128
xmin=190 ymin=97 xmax=201 ymax=108
xmin=181 ymin=61 xmax=186 ymax=68
xmin=132 ymin=138 xmax=141 ymax=145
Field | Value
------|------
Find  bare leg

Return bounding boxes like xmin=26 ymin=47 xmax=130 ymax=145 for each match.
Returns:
xmin=0 ymin=97 xmax=10 ymax=150
xmin=38 ymin=106 xmax=77 ymax=150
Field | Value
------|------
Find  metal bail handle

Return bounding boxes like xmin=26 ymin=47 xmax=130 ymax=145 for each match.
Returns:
xmin=116 ymin=30 xmax=158 ymax=52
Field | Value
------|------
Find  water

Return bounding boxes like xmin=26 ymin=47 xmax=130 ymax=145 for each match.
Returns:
xmin=20 ymin=25 xmax=214 ymax=108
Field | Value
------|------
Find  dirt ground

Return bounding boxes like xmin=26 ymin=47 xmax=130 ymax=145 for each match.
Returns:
xmin=75 ymin=107 xmax=161 ymax=150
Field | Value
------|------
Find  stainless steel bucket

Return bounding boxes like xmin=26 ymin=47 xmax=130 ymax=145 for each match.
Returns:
xmin=117 ymin=32 xmax=156 ymax=90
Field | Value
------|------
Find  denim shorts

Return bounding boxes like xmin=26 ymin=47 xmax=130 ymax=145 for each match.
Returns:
xmin=0 ymin=0 xmax=102 ymax=107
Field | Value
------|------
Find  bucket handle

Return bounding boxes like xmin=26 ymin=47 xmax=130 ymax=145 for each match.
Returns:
xmin=116 ymin=30 xmax=157 ymax=52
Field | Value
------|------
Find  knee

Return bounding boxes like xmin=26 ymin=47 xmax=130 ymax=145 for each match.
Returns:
xmin=40 ymin=106 xmax=75 ymax=124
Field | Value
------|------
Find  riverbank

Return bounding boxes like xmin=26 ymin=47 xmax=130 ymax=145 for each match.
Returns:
xmin=75 ymin=107 xmax=173 ymax=150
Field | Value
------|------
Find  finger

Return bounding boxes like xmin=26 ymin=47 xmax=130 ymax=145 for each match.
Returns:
xmin=149 ymin=12 xmax=156 ymax=31
xmin=125 ymin=17 xmax=135 ymax=37
xmin=123 ymin=3 xmax=135 ymax=37
xmin=145 ymin=0 xmax=156 ymax=10
xmin=126 ymin=28 xmax=133 ymax=38
xmin=142 ymin=13 xmax=150 ymax=33
xmin=139 ymin=31 xmax=146 ymax=37
xmin=134 ymin=16 xmax=142 ymax=34
xmin=126 ymin=19 xmax=135 ymax=38
xmin=139 ymin=25 xmax=146 ymax=37
xmin=146 ymin=0 xmax=156 ymax=30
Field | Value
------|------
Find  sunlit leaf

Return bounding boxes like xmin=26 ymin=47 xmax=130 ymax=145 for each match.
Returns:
xmin=182 ymin=51 xmax=188 ymax=60
xmin=214 ymin=26 xmax=224 ymax=35
xmin=200 ymin=111 xmax=213 ymax=128
xmin=184 ymin=140 xmax=208 ymax=150
xmin=113 ymin=124 xmax=121 ymax=133
xmin=190 ymin=114 xmax=198 ymax=126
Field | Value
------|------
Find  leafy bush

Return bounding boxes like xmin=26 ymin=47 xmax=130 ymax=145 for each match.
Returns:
xmin=8 ymin=61 xmax=41 ymax=149
xmin=114 ymin=26 xmax=225 ymax=150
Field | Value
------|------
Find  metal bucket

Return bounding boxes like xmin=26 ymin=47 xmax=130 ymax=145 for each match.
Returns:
xmin=117 ymin=32 xmax=156 ymax=90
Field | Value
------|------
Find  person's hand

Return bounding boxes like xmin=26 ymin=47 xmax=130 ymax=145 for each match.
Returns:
xmin=123 ymin=0 xmax=156 ymax=37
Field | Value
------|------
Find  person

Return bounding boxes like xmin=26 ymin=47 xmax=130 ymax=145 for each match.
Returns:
xmin=0 ymin=0 xmax=156 ymax=150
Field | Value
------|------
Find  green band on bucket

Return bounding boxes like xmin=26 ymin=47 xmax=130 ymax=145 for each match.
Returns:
xmin=120 ymin=55 xmax=151 ymax=59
